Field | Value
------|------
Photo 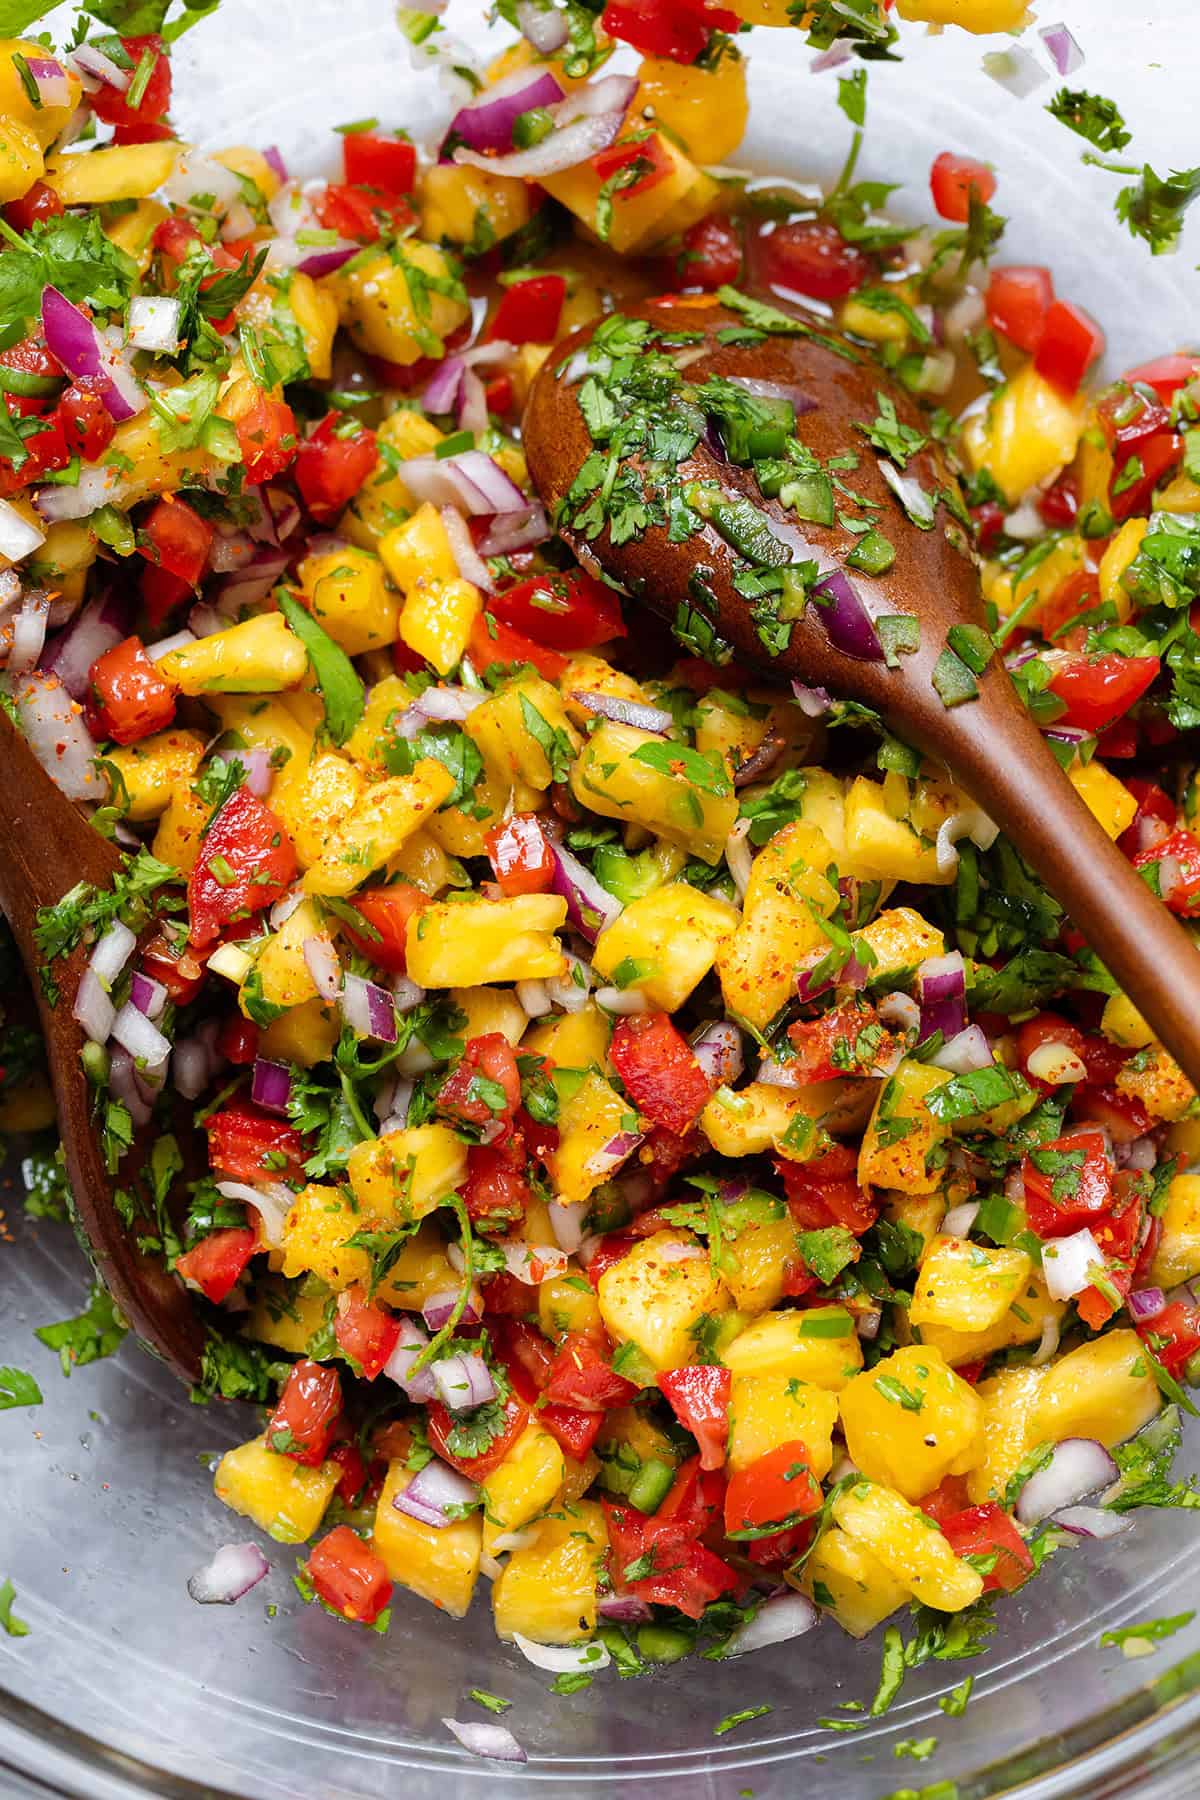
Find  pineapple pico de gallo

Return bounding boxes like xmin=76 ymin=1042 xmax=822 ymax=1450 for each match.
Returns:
xmin=4 ymin=0 xmax=1200 ymax=1737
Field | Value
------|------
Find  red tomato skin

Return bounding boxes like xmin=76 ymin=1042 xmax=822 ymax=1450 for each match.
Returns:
xmin=56 ymin=384 xmax=116 ymax=460
xmin=919 ymin=1475 xmax=972 ymax=1524
xmin=778 ymin=1144 xmax=878 ymax=1235
xmin=659 ymin=1364 xmax=731 ymax=1470
xmin=986 ymin=264 xmax=1054 ymax=353
xmin=601 ymin=0 xmax=738 ymax=61
xmin=216 ymin=1013 xmax=260 ymax=1065
xmin=138 ymin=495 xmax=214 ymax=585
xmin=187 ymin=788 xmax=297 ymax=947
xmin=426 ymin=1393 xmax=528 ymax=1481
xmin=938 ymin=1503 xmax=1034 ymax=1594
xmin=437 ymin=1033 xmax=521 ymax=1130
xmin=930 ymin=151 xmax=997 ymax=222
xmin=585 ymin=1233 xmax=638 ymax=1289
xmin=609 ymin=1012 xmax=712 ymax=1138
xmin=0 ymin=404 xmax=70 ymax=494
xmin=267 ymin=1360 xmax=343 ymax=1465
xmin=86 ymin=635 xmax=177 ymax=745
xmin=759 ymin=218 xmax=869 ymax=301
xmin=1039 ymin=473 xmax=1079 ymax=529
xmin=463 ymin=1143 xmax=530 ymax=1229
xmin=342 ymin=132 xmax=417 ymax=194
xmin=543 ymin=1332 xmax=637 ymax=1411
xmin=669 ymin=214 xmax=742 ymax=290
xmin=334 ymin=1286 xmax=401 ymax=1380
xmin=206 ymin=1099 xmax=308 ymax=1184
xmin=343 ymin=882 xmax=425 ymax=974
xmin=723 ymin=1441 xmax=823 ymax=1537
xmin=487 ymin=275 xmax=567 ymax=346
xmin=141 ymin=563 xmax=193 ymax=630
xmin=175 ymin=1227 xmax=258 ymax=1303
xmin=315 ymin=183 xmax=416 ymax=243
xmin=1110 ymin=430 xmax=1183 ymax=522
xmin=235 ymin=395 xmax=298 ymax=484
xmin=1021 ymin=1126 xmax=1114 ymax=1239
xmin=485 ymin=813 xmax=556 ymax=896
xmin=294 ymin=411 xmax=379 ymax=521
xmin=1132 ymin=828 xmax=1200 ymax=917
xmin=1139 ymin=1299 xmax=1200 ymax=1380
xmin=1034 ymin=299 xmax=1106 ymax=395
xmin=469 ymin=611 xmax=568 ymax=680
xmin=1047 ymin=653 xmax=1160 ymax=733
xmin=306 ymin=1525 xmax=392 ymax=1624
xmin=1122 ymin=352 xmax=1200 ymax=404
xmin=90 ymin=35 xmax=171 ymax=129
xmin=492 ymin=568 xmax=626 ymax=651
xmin=140 ymin=927 xmax=205 ymax=1005
xmin=4 ymin=179 xmax=63 ymax=233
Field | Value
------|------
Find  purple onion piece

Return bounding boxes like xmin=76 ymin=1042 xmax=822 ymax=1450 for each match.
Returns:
xmin=548 ymin=840 xmax=622 ymax=944
xmin=251 ymin=1056 xmax=292 ymax=1115
xmin=446 ymin=67 xmax=564 ymax=156
xmin=571 ymin=690 xmax=669 ymax=734
xmin=812 ymin=568 xmax=884 ymax=662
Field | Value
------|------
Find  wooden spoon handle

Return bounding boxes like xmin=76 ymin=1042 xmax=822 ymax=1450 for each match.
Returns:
xmin=923 ymin=664 xmax=1200 ymax=1087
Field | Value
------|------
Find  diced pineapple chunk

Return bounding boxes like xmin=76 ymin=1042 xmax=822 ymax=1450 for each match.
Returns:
xmin=910 ymin=1236 xmax=1034 ymax=1335
xmin=302 ymin=760 xmax=455 ymax=896
xmin=597 ymin=1229 xmax=728 ymax=1373
xmin=406 ymin=893 xmax=567 ymax=986
xmin=858 ymin=1060 xmax=953 ymax=1195
xmin=549 ymin=1071 xmax=642 ymax=1207
xmin=539 ymin=1271 xmax=604 ymax=1340
xmin=374 ymin=1217 xmax=461 ymax=1311
xmin=634 ymin=50 xmax=748 ymax=164
xmin=524 ymin=1000 xmax=612 ymax=1073
xmin=728 ymin=1373 xmax=838 ymax=1475
xmin=593 ymin=882 xmax=739 ymax=1012
xmin=465 ymin=675 xmax=580 ymax=791
xmin=421 ymin=162 xmax=534 ymax=246
xmin=800 ymin=1524 xmax=911 ymax=1639
xmin=271 ymin=748 xmax=363 ymax=872
xmin=330 ymin=239 xmax=470 ymax=366
xmin=717 ymin=821 xmax=838 ymax=1029
xmin=883 ymin=1190 xmax=947 ymax=1259
xmin=721 ymin=1213 xmax=802 ymax=1315
xmin=896 ymin=0 xmax=1029 ymax=28
xmin=700 ymin=1079 xmax=854 ymax=1159
xmin=1150 ymin=1172 xmax=1200 ymax=1289
xmin=839 ymin=1346 xmax=984 ymax=1501
xmin=855 ymin=906 xmax=944 ymax=976
xmin=346 ymin=1124 xmax=468 ymax=1226
xmin=570 ymin=719 xmax=737 ymax=864
xmin=915 ymin=1271 xmax=1064 ymax=1368
xmin=151 ymin=779 xmax=212 ymax=872
xmin=833 ymin=1480 xmax=983 ymax=1613
xmin=252 ymin=897 xmax=326 ymax=1011
xmin=961 ymin=363 xmax=1086 ymax=506
xmin=279 ymin=1184 xmax=371 ymax=1289
xmin=541 ymin=132 xmax=707 ymax=255
xmin=1032 ymin=1329 xmax=1160 ymax=1449
xmin=967 ymin=1366 xmax=1046 ymax=1506
xmin=45 ymin=138 xmax=180 ymax=203
xmin=374 ymin=1462 xmax=481 ymax=1618
xmin=481 ymin=1421 xmax=566 ymax=1552
xmin=380 ymin=503 xmax=481 ymax=675
xmin=104 ymin=729 xmax=205 ymax=821
xmin=1116 ymin=1044 xmax=1195 ymax=1122
xmin=296 ymin=545 xmax=399 ymax=656
xmin=492 ymin=1502 xmax=608 ymax=1644
xmin=258 ymin=997 xmax=338 ymax=1068
xmin=843 ymin=777 xmax=950 ymax=886
xmin=159 ymin=613 xmax=307 ymax=695
xmin=214 ymin=1433 xmax=338 ymax=1544
xmin=722 ymin=1307 xmax=863 ymax=1390
xmin=245 ymin=1284 xmax=329 ymax=1355
xmin=450 ymin=985 xmax=527 ymax=1047
xmin=1068 ymin=762 xmax=1137 ymax=841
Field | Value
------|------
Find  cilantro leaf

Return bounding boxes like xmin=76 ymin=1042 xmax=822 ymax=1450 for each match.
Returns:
xmin=277 ymin=591 xmax=365 ymax=746
xmin=0 ymin=1577 xmax=29 ymax=1639
xmin=34 ymin=1283 xmax=127 ymax=1376
xmin=1114 ymin=163 xmax=1200 ymax=257
xmin=0 ymin=1365 xmax=42 ymax=1409
xmin=630 ymin=739 xmax=731 ymax=797
xmin=1101 ymin=1611 xmax=1195 ymax=1651
xmin=0 ymin=211 xmax=136 ymax=351
xmin=1047 ymin=87 xmax=1131 ymax=153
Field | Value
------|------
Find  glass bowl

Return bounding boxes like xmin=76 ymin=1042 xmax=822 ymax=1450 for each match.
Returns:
xmin=3 ymin=2 xmax=1200 ymax=1794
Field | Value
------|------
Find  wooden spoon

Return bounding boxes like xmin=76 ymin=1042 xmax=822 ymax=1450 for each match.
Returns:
xmin=525 ymin=295 xmax=1200 ymax=1090
xmin=0 ymin=704 xmax=204 ymax=1382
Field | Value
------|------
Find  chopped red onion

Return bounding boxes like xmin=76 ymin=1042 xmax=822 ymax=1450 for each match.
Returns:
xmin=453 ymin=74 xmax=637 ymax=181
xmin=0 ymin=498 xmax=45 ymax=562
xmin=432 ymin=1351 xmax=496 ymax=1412
xmin=211 ymin=1180 xmax=287 ymax=1249
xmin=1040 ymin=25 xmax=1084 ymax=82
xmin=583 ymin=1130 xmax=643 ymax=1183
xmin=391 ymin=974 xmax=426 ymax=1014
xmin=70 ymin=45 xmax=129 ymax=89
xmin=1041 ymin=1227 xmax=1107 ymax=1302
xmin=878 ymin=458 xmax=936 ymax=528
xmin=384 ymin=1317 xmax=438 ymax=1401
xmin=422 ymin=1286 xmax=483 ymax=1332
xmin=34 ymin=464 xmax=127 ymax=524
xmin=477 ymin=502 xmax=552 ymax=558
xmin=423 ymin=355 xmax=467 ymax=415
xmin=263 ymin=144 xmax=288 ymax=183
xmin=172 ymin=1019 xmax=222 ymax=1101
xmin=513 ymin=1631 xmax=610 ymax=1674
xmin=440 ymin=505 xmax=495 ymax=594
xmin=1053 ymin=1504 xmax=1130 ymax=1539
xmin=443 ymin=1718 xmax=526 ymax=1763
xmin=302 ymin=935 xmax=341 ymax=1002
xmin=340 ymin=974 xmax=398 ymax=1044
xmin=89 ymin=918 xmax=136 ymax=986
xmin=187 ymin=1541 xmax=269 ymax=1605
xmin=108 ymin=1044 xmax=152 ymax=1128
xmin=1128 ymin=1286 xmax=1167 ymax=1324
xmin=215 ymin=547 xmax=290 ymax=613
xmin=797 ymin=948 xmax=868 ymax=1004
xmin=73 ymin=968 xmax=116 ymax=1045
xmin=516 ymin=0 xmax=569 ymax=53
xmin=691 ymin=1020 xmax=743 ymax=1088
xmin=728 ymin=375 xmax=817 ymax=415
xmin=791 ymin=680 xmax=831 ymax=718
xmin=40 ymin=591 xmax=130 ymax=698
xmin=270 ymin=888 xmax=305 ymax=930
xmin=14 ymin=671 xmax=103 ymax=800
xmin=571 ymin=690 xmax=669 ymax=733
xmin=397 ymin=1458 xmax=480 ymax=1529
xmin=1027 ymin=1039 xmax=1088 ymax=1086
xmin=812 ymin=568 xmax=884 ymax=661
xmin=733 ymin=732 xmax=786 ymax=789
xmin=296 ymin=241 xmax=358 ymax=279
xmin=546 ymin=952 xmax=593 ymax=1013
xmin=1016 ymin=1438 xmax=1119 ymax=1524
xmin=810 ymin=41 xmax=853 ymax=73
xmin=163 ymin=150 xmax=244 ymax=216
xmin=725 ymin=1591 xmax=818 ymax=1656
xmin=458 ymin=366 xmax=489 ymax=436
xmin=130 ymin=970 xmax=167 ymax=1021
xmin=111 ymin=1000 xmax=171 ymax=1073
xmin=597 ymin=1593 xmax=651 ymax=1624
xmin=42 ymin=287 xmax=143 ymax=422
xmin=399 ymin=449 xmax=526 ymax=516
xmin=145 ymin=629 xmax=195 ymax=664
xmin=548 ymin=1199 xmax=585 ymax=1256
xmin=501 ymin=1241 xmax=568 ymax=1283
xmin=548 ymin=840 xmax=622 ymax=944
xmin=930 ymin=1025 xmax=993 ymax=1074
xmin=251 ymin=1057 xmax=292 ymax=1115
xmin=917 ymin=951 xmax=967 ymax=1043
xmin=446 ymin=66 xmax=564 ymax=156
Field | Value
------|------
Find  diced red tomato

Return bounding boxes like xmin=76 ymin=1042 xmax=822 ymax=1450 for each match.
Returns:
xmin=1071 ymin=1085 xmax=1149 ymax=1147
xmin=206 ymin=1099 xmax=307 ymax=1184
xmin=235 ymin=394 xmax=298 ymax=484
xmin=1046 ymin=653 xmax=1160 ymax=733
xmin=669 ymin=213 xmax=742 ymax=290
xmin=85 ymin=635 xmax=176 ymax=746
xmin=315 ymin=181 xmax=416 ymax=244
xmin=141 ymin=563 xmax=193 ymax=630
xmin=267 ymin=1359 xmax=342 ymax=1464
xmin=603 ymin=1458 xmax=737 ymax=1618
xmin=216 ymin=1013 xmax=261 ymax=1066
xmin=137 ymin=495 xmax=214 ymax=586
xmin=723 ymin=1441 xmax=822 ymax=1538
xmin=971 ymin=499 xmax=1006 ymax=553
xmin=584 ymin=1233 xmax=637 ymax=1289
xmin=305 ymin=1525 xmax=392 ymax=1624
xmin=778 ymin=1143 xmax=878 ymax=1235
xmin=0 ymin=404 xmax=70 ymax=495
xmin=1118 ymin=778 xmax=1175 ymax=857
xmin=327 ymin=1441 xmax=369 ymax=1506
xmin=187 ymin=788 xmax=297 ymax=947
xmin=437 ymin=1033 xmax=521 ymax=1130
xmin=342 ymin=881 xmax=426 ymax=974
xmin=600 ymin=0 xmax=738 ymax=63
xmin=492 ymin=568 xmax=626 ymax=651
xmin=295 ymin=411 xmax=378 ymax=521
xmin=1132 ymin=827 xmax=1200 ymax=917
xmin=484 ymin=373 xmax=513 ymax=416
xmin=55 ymin=384 xmax=116 ymax=460
xmin=985 ymin=264 xmax=1054 ymax=353
xmin=469 ymin=610 xmax=569 ymax=681
xmin=938 ymin=1503 xmax=1034 ymax=1594
xmin=659 ymin=1364 xmax=731 ymax=1470
xmin=591 ymin=134 xmax=675 ymax=205
xmin=492 ymin=1317 xmax=554 ymax=1399
xmin=543 ymin=1332 xmax=637 ymax=1412
xmin=930 ymin=151 xmax=997 ymax=223
xmin=919 ymin=1474 xmax=973 ymax=1524
xmin=1034 ymin=300 xmax=1105 ymax=395
xmin=1110 ymin=430 xmax=1184 ymax=522
xmin=1140 ymin=1298 xmax=1200 ymax=1381
xmin=138 ymin=926 xmax=205 ymax=1006
xmin=485 ymin=813 xmax=556 ymax=896
xmin=89 ymin=35 xmax=172 ymax=132
xmin=1021 ymin=1125 xmax=1114 ymax=1239
xmin=463 ymin=1143 xmax=530 ymax=1229
xmin=486 ymin=274 xmax=567 ymax=346
xmin=1039 ymin=472 xmax=1079 ymax=529
xmin=609 ymin=1012 xmax=712 ymax=1138
xmin=175 ymin=1226 xmax=258 ymax=1303
xmin=342 ymin=130 xmax=417 ymax=194
xmin=426 ymin=1392 xmax=527 ymax=1481
xmin=540 ymin=1403 xmax=605 ymax=1460
xmin=334 ymin=1286 xmax=401 ymax=1380
xmin=1015 ymin=1012 xmax=1125 ymax=1089
xmin=787 ymin=999 xmax=892 ymax=1085
xmin=1122 ymin=352 xmax=1200 ymax=404
xmin=3 ymin=178 xmax=63 ymax=233
xmin=758 ymin=217 xmax=869 ymax=301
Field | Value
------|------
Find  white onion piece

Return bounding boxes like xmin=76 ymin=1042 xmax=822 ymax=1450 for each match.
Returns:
xmin=442 ymin=1718 xmax=527 ymax=1763
xmin=878 ymin=990 xmax=921 ymax=1034
xmin=1027 ymin=1040 xmax=1089 ymax=1085
xmin=8 ymin=589 xmax=48 ymax=674
xmin=930 ymin=1026 xmax=993 ymax=1074
xmin=73 ymin=969 xmax=115 ymax=1045
xmin=187 ymin=1542 xmax=269 ymax=1605
xmin=90 ymin=919 xmax=136 ymax=985
xmin=513 ymin=1632 xmax=610 ymax=1675
xmin=440 ymin=504 xmax=495 ymax=594
xmin=594 ymin=985 xmax=649 ymax=1015
xmin=432 ymin=1350 xmax=495 ymax=1411
xmin=548 ymin=1200 xmax=585 ymax=1256
xmin=215 ymin=1180 xmax=292 ymax=1248
xmin=936 ymin=807 xmax=999 ymax=876
xmin=0 ymin=499 xmax=45 ymax=561
xmin=982 ymin=45 xmax=1049 ymax=98
xmin=1016 ymin=1438 xmax=1118 ymax=1525
xmin=725 ymin=818 xmax=753 ymax=901
xmin=691 ymin=1020 xmax=743 ymax=1087
xmin=145 ymin=629 xmax=195 ymax=663
xmin=546 ymin=953 xmax=592 ymax=1014
xmin=163 ymin=148 xmax=245 ymax=215
xmin=127 ymin=295 xmax=183 ymax=354
xmin=302 ymin=934 xmax=341 ymax=1002
xmin=69 ymin=45 xmax=129 ymax=89
xmin=516 ymin=0 xmax=568 ymax=52
xmin=725 ymin=1592 xmax=819 ymax=1656
xmin=1041 ymin=1226 xmax=1106 ymax=1301
xmin=516 ymin=978 xmax=551 ymax=1018
xmin=942 ymin=1202 xmax=980 ymax=1238
xmin=15 ymin=670 xmax=104 ymax=799
xmin=391 ymin=974 xmax=426 ymax=1014
xmin=110 ymin=1000 xmax=170 ymax=1073
xmin=1053 ymin=1505 xmax=1130 ymax=1539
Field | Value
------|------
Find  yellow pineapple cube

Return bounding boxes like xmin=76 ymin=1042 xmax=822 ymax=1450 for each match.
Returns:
xmin=722 ymin=1307 xmax=863 ymax=1390
xmin=214 ymin=1434 xmax=338 ymax=1544
xmin=159 ymin=613 xmax=306 ymax=695
xmin=524 ymin=1000 xmax=612 ymax=1073
xmin=375 ymin=1218 xmax=462 ymax=1311
xmin=961 ymin=363 xmax=1086 ymax=506
xmin=245 ymin=1284 xmax=329 ymax=1355
xmin=593 ymin=883 xmax=739 ymax=1013
xmin=271 ymin=748 xmax=363 ymax=872
xmin=296 ymin=545 xmax=399 ymax=657
xmin=915 ymin=1271 xmax=1064 ymax=1368
xmin=302 ymin=760 xmax=455 ymax=896
xmin=1150 ymin=1172 xmax=1200 ymax=1289
xmin=910 ymin=1236 xmax=1034 ymax=1335
xmin=374 ymin=1462 xmax=481 ymax=1618
xmin=858 ymin=1060 xmax=953 ymax=1195
xmin=330 ymin=239 xmax=470 ymax=366
xmin=721 ymin=1213 xmax=802 ymax=1315
xmin=1032 ymin=1329 xmax=1160 ymax=1448
xmin=539 ymin=1273 xmax=604 ymax=1341
xmin=492 ymin=1502 xmax=608 ymax=1644
xmin=465 ymin=675 xmax=580 ymax=791
xmin=346 ymin=1124 xmax=467 ymax=1226
xmin=597 ymin=1229 xmax=729 ymax=1373
xmin=833 ymin=1480 xmax=983 ymax=1613
xmin=570 ymin=719 xmax=737 ymax=864
xmin=1117 ymin=1044 xmax=1195 ymax=1122
xmin=481 ymin=1421 xmax=566 ymax=1552
xmin=406 ymin=894 xmax=567 ymax=986
xmin=549 ymin=1071 xmax=643 ymax=1207
xmin=967 ymin=1366 xmax=1046 ymax=1506
xmin=279 ymin=1184 xmax=370 ymax=1290
xmin=800 ymin=1524 xmax=911 ymax=1639
xmin=728 ymin=1372 xmax=838 ymax=1475
xmin=839 ymin=1345 xmax=984 ymax=1501
xmin=104 ymin=729 xmax=205 ymax=822
xmin=717 ymin=821 xmax=838 ymax=1029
